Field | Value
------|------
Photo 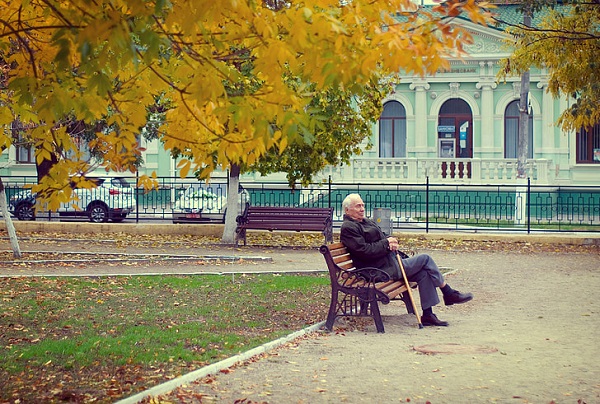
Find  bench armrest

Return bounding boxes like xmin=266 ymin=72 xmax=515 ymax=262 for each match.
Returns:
xmin=342 ymin=266 xmax=391 ymax=283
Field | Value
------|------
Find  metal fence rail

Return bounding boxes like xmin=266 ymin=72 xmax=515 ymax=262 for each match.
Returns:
xmin=3 ymin=175 xmax=599 ymax=233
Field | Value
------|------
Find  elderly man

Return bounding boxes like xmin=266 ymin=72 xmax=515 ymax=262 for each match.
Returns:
xmin=340 ymin=193 xmax=473 ymax=327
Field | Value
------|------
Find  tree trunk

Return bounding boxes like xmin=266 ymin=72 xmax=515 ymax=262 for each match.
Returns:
xmin=517 ymin=11 xmax=532 ymax=179
xmin=0 ymin=177 xmax=22 ymax=258
xmin=517 ymin=71 xmax=530 ymax=179
xmin=36 ymin=152 xmax=59 ymax=183
xmin=221 ymin=164 xmax=241 ymax=244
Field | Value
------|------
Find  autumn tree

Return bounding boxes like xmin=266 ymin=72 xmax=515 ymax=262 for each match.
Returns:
xmin=498 ymin=0 xmax=600 ymax=133
xmin=250 ymin=77 xmax=394 ymax=187
xmin=1 ymin=0 xmax=493 ymax=242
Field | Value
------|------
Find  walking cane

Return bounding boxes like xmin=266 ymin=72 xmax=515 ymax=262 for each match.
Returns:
xmin=396 ymin=253 xmax=423 ymax=329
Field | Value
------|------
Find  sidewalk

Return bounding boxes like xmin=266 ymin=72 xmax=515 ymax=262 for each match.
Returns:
xmin=2 ymin=228 xmax=600 ymax=403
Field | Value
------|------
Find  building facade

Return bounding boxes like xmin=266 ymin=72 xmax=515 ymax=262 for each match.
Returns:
xmin=306 ymin=8 xmax=598 ymax=186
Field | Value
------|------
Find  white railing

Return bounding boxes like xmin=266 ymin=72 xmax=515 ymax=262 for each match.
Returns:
xmin=318 ymin=158 xmax=556 ymax=185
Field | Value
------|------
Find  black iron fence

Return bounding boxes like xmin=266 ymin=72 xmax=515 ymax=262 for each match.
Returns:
xmin=3 ymin=175 xmax=599 ymax=233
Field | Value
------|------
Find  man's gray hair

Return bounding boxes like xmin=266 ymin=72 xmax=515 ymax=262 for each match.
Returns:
xmin=342 ymin=193 xmax=361 ymax=212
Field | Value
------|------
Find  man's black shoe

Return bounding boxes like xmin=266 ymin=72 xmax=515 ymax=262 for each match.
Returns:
xmin=443 ymin=291 xmax=474 ymax=306
xmin=421 ymin=313 xmax=449 ymax=327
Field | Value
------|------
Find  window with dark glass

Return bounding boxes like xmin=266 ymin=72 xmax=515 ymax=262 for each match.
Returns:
xmin=577 ymin=122 xmax=600 ymax=163
xmin=504 ymin=100 xmax=533 ymax=159
xmin=15 ymin=132 xmax=34 ymax=164
xmin=379 ymin=101 xmax=406 ymax=158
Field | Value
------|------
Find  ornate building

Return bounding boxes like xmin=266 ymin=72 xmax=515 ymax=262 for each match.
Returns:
xmin=310 ymin=6 xmax=598 ymax=186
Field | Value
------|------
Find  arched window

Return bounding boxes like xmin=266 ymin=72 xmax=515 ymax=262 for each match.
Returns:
xmin=577 ymin=122 xmax=600 ymax=163
xmin=379 ymin=101 xmax=406 ymax=157
xmin=438 ymin=98 xmax=472 ymax=158
xmin=437 ymin=98 xmax=473 ymax=178
xmin=504 ymin=100 xmax=533 ymax=159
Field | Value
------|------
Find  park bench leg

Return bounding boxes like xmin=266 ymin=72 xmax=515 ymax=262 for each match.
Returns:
xmin=370 ymin=300 xmax=385 ymax=333
xmin=400 ymin=292 xmax=415 ymax=314
xmin=325 ymin=293 xmax=339 ymax=331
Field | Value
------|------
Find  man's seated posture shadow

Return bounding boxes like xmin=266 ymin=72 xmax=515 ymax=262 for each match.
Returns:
xmin=340 ymin=193 xmax=473 ymax=327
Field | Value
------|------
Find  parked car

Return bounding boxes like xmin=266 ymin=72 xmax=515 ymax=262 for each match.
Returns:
xmin=8 ymin=176 xmax=137 ymax=223
xmin=7 ymin=190 xmax=37 ymax=221
xmin=172 ymin=185 xmax=249 ymax=223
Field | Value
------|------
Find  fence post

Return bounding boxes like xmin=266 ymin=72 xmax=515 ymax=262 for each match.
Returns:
xmin=328 ymin=175 xmax=332 ymax=209
xmin=135 ymin=171 xmax=139 ymax=224
xmin=426 ymin=176 xmax=430 ymax=233
xmin=527 ymin=177 xmax=531 ymax=234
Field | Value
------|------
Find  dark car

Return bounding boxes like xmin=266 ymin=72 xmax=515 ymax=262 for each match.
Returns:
xmin=8 ymin=190 xmax=36 ymax=221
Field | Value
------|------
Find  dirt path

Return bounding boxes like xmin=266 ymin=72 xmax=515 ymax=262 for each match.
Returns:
xmin=160 ymin=251 xmax=600 ymax=404
xmin=2 ymin=236 xmax=599 ymax=403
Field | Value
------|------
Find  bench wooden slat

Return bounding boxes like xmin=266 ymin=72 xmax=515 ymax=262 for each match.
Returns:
xmin=377 ymin=280 xmax=407 ymax=295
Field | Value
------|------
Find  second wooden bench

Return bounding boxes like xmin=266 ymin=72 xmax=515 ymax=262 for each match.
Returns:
xmin=235 ymin=206 xmax=334 ymax=246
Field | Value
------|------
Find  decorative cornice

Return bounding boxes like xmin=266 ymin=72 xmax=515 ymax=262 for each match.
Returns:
xmin=449 ymin=82 xmax=460 ymax=98
xmin=409 ymin=81 xmax=430 ymax=91
xmin=476 ymin=81 xmax=498 ymax=90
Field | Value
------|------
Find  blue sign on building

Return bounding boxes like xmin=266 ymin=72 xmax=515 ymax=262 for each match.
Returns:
xmin=438 ymin=125 xmax=455 ymax=133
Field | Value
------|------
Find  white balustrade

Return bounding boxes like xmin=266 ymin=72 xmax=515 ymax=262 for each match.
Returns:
xmin=319 ymin=158 xmax=555 ymax=185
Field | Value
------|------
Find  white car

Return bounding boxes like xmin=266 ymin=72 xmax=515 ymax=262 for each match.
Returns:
xmin=172 ymin=185 xmax=249 ymax=223
xmin=8 ymin=176 xmax=137 ymax=223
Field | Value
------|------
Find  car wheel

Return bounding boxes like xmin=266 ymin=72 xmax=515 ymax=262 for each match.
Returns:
xmin=15 ymin=202 xmax=36 ymax=221
xmin=88 ymin=203 xmax=109 ymax=223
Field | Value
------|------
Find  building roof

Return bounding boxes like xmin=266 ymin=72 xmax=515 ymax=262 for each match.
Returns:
xmin=407 ymin=3 xmax=568 ymax=32
xmin=481 ymin=4 xmax=567 ymax=32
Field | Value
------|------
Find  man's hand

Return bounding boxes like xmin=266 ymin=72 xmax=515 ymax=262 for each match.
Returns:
xmin=387 ymin=236 xmax=399 ymax=251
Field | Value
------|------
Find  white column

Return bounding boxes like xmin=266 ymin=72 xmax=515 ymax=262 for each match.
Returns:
xmin=476 ymin=81 xmax=497 ymax=158
xmin=537 ymin=80 xmax=554 ymax=158
xmin=409 ymin=80 xmax=430 ymax=157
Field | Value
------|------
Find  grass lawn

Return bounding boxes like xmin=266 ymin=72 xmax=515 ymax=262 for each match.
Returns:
xmin=0 ymin=274 xmax=330 ymax=403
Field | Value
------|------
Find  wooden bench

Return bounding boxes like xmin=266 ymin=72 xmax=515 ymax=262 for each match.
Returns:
xmin=319 ymin=242 xmax=420 ymax=333
xmin=235 ymin=206 xmax=334 ymax=246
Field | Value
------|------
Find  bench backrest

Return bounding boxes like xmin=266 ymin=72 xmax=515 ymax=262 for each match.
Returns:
xmin=240 ymin=206 xmax=333 ymax=231
xmin=246 ymin=206 xmax=333 ymax=217
xmin=319 ymin=241 xmax=357 ymax=285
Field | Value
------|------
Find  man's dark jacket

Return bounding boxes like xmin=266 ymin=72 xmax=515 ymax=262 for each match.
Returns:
xmin=340 ymin=214 xmax=401 ymax=279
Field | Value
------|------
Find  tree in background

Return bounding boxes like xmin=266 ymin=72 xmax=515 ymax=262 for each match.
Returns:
xmin=251 ymin=78 xmax=394 ymax=187
xmin=499 ymin=0 xmax=600 ymax=133
xmin=496 ymin=0 xmax=599 ymax=224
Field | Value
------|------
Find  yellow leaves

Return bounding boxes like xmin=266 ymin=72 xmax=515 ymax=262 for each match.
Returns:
xmin=1 ymin=0 xmax=494 ymax=183
xmin=177 ymin=159 xmax=192 ymax=178
xmin=0 ymin=105 xmax=14 ymax=127
xmin=276 ymin=131 xmax=287 ymax=155
xmin=252 ymin=13 xmax=275 ymax=39
xmin=499 ymin=4 xmax=599 ymax=131
xmin=135 ymin=174 xmax=160 ymax=194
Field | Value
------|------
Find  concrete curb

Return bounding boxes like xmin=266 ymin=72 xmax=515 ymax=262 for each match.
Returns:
xmin=3 ymin=221 xmax=599 ymax=245
xmin=407 ymin=231 xmax=600 ymax=245
xmin=1 ymin=221 xmax=227 ymax=238
xmin=114 ymin=321 xmax=326 ymax=404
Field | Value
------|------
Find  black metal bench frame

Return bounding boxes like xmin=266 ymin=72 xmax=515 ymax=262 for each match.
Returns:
xmin=320 ymin=242 xmax=419 ymax=333
xmin=235 ymin=206 xmax=334 ymax=246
